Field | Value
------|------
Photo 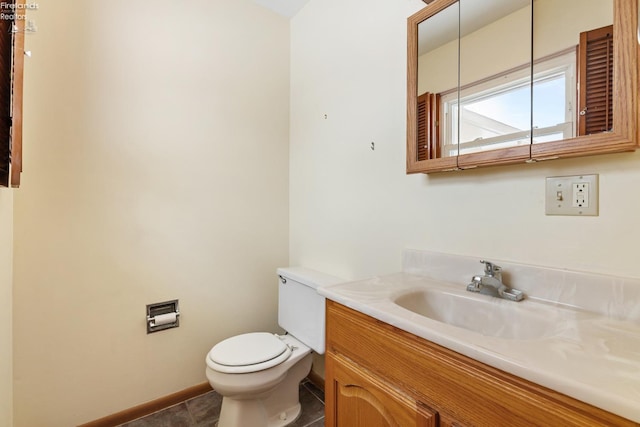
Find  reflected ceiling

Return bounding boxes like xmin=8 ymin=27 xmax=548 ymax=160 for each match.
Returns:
xmin=419 ymin=0 xmax=530 ymax=55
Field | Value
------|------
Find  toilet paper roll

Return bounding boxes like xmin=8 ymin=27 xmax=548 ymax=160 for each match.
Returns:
xmin=152 ymin=312 xmax=177 ymax=327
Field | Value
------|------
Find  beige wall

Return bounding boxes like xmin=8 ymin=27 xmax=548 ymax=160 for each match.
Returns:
xmin=534 ymin=0 xmax=613 ymax=59
xmin=0 ymin=190 xmax=12 ymax=427
xmin=13 ymin=0 xmax=289 ymax=426
xmin=290 ymin=0 xmax=640 ymax=280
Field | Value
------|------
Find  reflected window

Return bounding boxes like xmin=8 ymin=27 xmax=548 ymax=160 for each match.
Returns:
xmin=441 ymin=50 xmax=575 ymax=156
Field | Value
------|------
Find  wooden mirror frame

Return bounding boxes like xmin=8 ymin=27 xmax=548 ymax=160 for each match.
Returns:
xmin=407 ymin=0 xmax=639 ymax=174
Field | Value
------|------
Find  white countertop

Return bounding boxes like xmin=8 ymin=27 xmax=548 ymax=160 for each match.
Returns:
xmin=319 ymin=272 xmax=640 ymax=423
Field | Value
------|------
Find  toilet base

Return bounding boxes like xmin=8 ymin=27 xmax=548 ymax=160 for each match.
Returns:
xmin=217 ymin=399 xmax=302 ymax=427
xmin=215 ymin=352 xmax=313 ymax=427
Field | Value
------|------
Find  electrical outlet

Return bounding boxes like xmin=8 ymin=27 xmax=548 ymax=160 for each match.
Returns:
xmin=545 ymin=175 xmax=598 ymax=216
xmin=572 ymin=182 xmax=589 ymax=208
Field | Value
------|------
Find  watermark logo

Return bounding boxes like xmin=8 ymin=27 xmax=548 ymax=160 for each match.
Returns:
xmin=10 ymin=19 xmax=36 ymax=33
xmin=1 ymin=2 xmax=38 ymax=33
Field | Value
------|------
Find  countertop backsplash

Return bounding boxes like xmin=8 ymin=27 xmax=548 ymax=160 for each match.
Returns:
xmin=402 ymin=249 xmax=640 ymax=322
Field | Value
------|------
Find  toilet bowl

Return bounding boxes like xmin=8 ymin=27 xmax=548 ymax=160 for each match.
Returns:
xmin=206 ymin=334 xmax=312 ymax=427
xmin=205 ymin=267 xmax=343 ymax=427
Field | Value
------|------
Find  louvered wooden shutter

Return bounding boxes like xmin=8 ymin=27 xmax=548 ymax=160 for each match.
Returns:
xmin=0 ymin=2 xmax=13 ymax=187
xmin=416 ymin=92 xmax=441 ymax=161
xmin=577 ymin=25 xmax=613 ymax=136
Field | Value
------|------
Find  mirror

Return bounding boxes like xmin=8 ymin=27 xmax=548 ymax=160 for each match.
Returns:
xmin=408 ymin=0 xmax=637 ymax=174
xmin=457 ymin=0 xmax=532 ymax=157
xmin=416 ymin=1 xmax=459 ymax=160
xmin=532 ymin=0 xmax=613 ymax=144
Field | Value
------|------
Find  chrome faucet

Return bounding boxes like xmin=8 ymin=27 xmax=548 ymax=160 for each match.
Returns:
xmin=467 ymin=260 xmax=524 ymax=301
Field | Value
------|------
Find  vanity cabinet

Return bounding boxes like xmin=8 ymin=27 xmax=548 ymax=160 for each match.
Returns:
xmin=324 ymin=300 xmax=638 ymax=427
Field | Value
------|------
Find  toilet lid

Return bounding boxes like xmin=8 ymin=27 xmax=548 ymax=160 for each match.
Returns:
xmin=208 ymin=332 xmax=292 ymax=374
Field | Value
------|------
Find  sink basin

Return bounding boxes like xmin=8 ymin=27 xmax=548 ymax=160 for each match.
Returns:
xmin=394 ymin=289 xmax=568 ymax=340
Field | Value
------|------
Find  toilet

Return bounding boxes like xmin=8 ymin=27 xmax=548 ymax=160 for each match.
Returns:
xmin=205 ymin=267 xmax=343 ymax=427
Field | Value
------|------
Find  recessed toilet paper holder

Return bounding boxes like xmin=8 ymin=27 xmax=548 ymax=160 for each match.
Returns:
xmin=146 ymin=299 xmax=180 ymax=334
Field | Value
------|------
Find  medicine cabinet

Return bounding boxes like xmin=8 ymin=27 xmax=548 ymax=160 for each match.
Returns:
xmin=407 ymin=0 xmax=639 ymax=173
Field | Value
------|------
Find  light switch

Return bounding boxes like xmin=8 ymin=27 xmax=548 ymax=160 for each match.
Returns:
xmin=545 ymin=175 xmax=598 ymax=216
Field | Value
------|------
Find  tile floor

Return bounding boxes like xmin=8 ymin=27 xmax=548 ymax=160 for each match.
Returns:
xmin=118 ymin=379 xmax=325 ymax=427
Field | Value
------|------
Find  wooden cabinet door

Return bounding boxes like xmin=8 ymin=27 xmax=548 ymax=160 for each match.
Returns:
xmin=326 ymin=352 xmax=437 ymax=427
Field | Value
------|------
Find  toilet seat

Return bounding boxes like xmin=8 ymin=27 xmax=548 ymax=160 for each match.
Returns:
xmin=207 ymin=332 xmax=293 ymax=374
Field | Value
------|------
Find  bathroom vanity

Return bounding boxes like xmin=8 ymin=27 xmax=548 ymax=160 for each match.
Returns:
xmin=324 ymin=301 xmax=635 ymax=426
xmin=320 ymin=250 xmax=640 ymax=426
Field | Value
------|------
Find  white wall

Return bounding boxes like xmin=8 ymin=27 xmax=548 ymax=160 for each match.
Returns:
xmin=0 ymin=190 xmax=12 ymax=427
xmin=13 ymin=0 xmax=290 ymax=426
xmin=290 ymin=0 xmax=640 ymax=281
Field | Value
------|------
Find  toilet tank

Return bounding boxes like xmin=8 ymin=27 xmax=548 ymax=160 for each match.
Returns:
xmin=277 ymin=267 xmax=343 ymax=354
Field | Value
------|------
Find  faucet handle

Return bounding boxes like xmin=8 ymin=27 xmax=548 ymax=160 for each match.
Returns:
xmin=480 ymin=260 xmax=501 ymax=276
